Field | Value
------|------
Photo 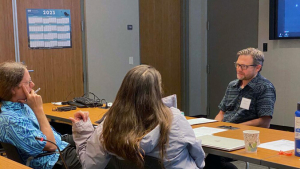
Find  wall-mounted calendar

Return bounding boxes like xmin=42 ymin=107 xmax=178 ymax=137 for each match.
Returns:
xmin=26 ymin=9 xmax=72 ymax=49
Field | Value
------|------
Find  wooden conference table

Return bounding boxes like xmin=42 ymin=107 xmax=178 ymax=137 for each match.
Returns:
xmin=43 ymin=103 xmax=299 ymax=169
xmin=0 ymin=156 xmax=31 ymax=169
xmin=43 ymin=103 xmax=107 ymax=125
xmin=187 ymin=119 xmax=298 ymax=169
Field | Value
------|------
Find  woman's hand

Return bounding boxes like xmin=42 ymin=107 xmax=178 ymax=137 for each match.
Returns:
xmin=69 ymin=111 xmax=89 ymax=123
xmin=19 ymin=85 xmax=43 ymax=112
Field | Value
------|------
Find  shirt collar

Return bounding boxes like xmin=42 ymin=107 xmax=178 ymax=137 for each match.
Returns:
xmin=232 ymin=79 xmax=241 ymax=87
xmin=247 ymin=73 xmax=262 ymax=89
xmin=1 ymin=101 xmax=24 ymax=112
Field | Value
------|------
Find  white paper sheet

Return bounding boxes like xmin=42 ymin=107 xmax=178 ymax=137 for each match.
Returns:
xmin=188 ymin=118 xmax=217 ymax=125
xmin=51 ymin=102 xmax=62 ymax=106
xmin=258 ymin=139 xmax=294 ymax=151
xmin=193 ymin=127 xmax=227 ymax=137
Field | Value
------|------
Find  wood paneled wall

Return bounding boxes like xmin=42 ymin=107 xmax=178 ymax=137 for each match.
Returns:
xmin=0 ymin=0 xmax=15 ymax=62
xmin=140 ymin=0 xmax=182 ymax=108
xmin=17 ymin=0 xmax=84 ymax=103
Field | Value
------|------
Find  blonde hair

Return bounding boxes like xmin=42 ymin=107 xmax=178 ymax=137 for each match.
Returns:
xmin=237 ymin=47 xmax=264 ymax=72
xmin=0 ymin=61 xmax=27 ymax=101
xmin=101 ymin=65 xmax=172 ymax=168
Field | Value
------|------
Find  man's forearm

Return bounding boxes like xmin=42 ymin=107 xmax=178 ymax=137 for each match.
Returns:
xmin=240 ymin=117 xmax=271 ymax=128
xmin=34 ymin=108 xmax=57 ymax=151
xmin=215 ymin=114 xmax=223 ymax=121
xmin=215 ymin=110 xmax=225 ymax=122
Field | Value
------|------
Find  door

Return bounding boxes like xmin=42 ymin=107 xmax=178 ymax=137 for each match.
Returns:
xmin=0 ymin=0 xmax=15 ymax=62
xmin=207 ymin=0 xmax=258 ymax=118
xmin=17 ymin=0 xmax=84 ymax=103
xmin=140 ymin=0 xmax=181 ymax=108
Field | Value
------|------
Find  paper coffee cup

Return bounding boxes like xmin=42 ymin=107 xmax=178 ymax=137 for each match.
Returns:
xmin=243 ymin=130 xmax=260 ymax=153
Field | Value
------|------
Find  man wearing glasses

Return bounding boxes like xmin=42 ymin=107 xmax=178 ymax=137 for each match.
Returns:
xmin=204 ymin=48 xmax=276 ymax=169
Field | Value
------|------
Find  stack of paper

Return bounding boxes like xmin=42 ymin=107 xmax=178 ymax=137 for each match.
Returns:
xmin=188 ymin=118 xmax=217 ymax=125
xmin=193 ymin=127 xmax=227 ymax=137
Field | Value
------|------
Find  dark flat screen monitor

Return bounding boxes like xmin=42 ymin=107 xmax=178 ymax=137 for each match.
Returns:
xmin=270 ymin=0 xmax=300 ymax=39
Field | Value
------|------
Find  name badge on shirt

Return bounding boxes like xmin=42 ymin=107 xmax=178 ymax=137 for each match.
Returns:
xmin=240 ymin=98 xmax=251 ymax=110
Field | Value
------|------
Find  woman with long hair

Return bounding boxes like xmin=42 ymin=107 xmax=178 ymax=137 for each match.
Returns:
xmin=71 ymin=65 xmax=205 ymax=169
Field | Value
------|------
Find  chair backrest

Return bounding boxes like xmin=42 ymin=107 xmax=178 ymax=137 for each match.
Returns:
xmin=0 ymin=142 xmax=22 ymax=163
xmin=105 ymin=155 xmax=163 ymax=169
xmin=0 ymin=143 xmax=5 ymax=156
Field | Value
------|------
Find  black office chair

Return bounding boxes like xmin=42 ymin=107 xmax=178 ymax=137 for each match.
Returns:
xmin=105 ymin=155 xmax=163 ymax=169
xmin=0 ymin=144 xmax=5 ymax=156
xmin=0 ymin=142 xmax=56 ymax=166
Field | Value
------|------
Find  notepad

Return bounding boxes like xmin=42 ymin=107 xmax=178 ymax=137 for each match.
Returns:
xmin=187 ymin=118 xmax=217 ymax=125
xmin=197 ymin=135 xmax=245 ymax=151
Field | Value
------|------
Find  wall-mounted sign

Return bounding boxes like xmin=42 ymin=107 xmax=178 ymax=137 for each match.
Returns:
xmin=26 ymin=9 xmax=72 ymax=49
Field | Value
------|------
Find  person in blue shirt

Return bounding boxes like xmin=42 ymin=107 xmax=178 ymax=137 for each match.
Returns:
xmin=205 ymin=48 xmax=276 ymax=169
xmin=0 ymin=62 xmax=81 ymax=169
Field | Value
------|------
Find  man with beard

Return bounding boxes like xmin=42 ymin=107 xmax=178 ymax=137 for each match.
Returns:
xmin=204 ymin=48 xmax=276 ymax=169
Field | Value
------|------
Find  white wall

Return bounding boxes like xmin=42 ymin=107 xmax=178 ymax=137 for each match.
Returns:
xmin=259 ymin=0 xmax=300 ymax=127
xmin=85 ymin=0 xmax=140 ymax=103
xmin=189 ymin=0 xmax=207 ymax=116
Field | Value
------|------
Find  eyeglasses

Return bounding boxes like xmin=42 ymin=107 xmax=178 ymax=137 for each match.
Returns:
xmin=20 ymin=79 xmax=33 ymax=86
xmin=234 ymin=62 xmax=257 ymax=70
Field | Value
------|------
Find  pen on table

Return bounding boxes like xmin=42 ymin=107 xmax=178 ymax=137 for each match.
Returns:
xmin=35 ymin=88 xmax=41 ymax=94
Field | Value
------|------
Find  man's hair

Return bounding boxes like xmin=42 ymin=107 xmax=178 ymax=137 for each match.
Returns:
xmin=100 ymin=65 xmax=172 ymax=168
xmin=0 ymin=61 xmax=27 ymax=101
xmin=237 ymin=48 xmax=264 ymax=72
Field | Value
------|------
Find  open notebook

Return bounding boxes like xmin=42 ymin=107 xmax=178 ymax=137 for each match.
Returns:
xmin=197 ymin=135 xmax=245 ymax=151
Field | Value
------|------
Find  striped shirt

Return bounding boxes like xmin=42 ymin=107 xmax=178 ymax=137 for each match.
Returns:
xmin=218 ymin=73 xmax=276 ymax=123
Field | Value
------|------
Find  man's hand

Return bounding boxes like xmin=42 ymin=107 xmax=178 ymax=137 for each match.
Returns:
xmin=19 ymin=85 xmax=43 ymax=112
xmin=69 ymin=111 xmax=89 ymax=123
xmin=18 ymin=86 xmax=56 ymax=151
xmin=215 ymin=110 xmax=225 ymax=122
